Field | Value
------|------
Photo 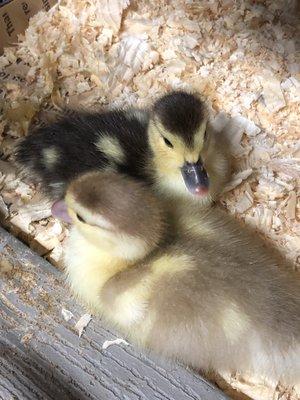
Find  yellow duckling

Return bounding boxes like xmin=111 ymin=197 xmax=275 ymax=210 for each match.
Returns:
xmin=53 ymin=171 xmax=300 ymax=388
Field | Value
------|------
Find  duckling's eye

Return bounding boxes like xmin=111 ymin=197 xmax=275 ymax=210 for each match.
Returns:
xmin=76 ymin=213 xmax=86 ymax=223
xmin=163 ymin=137 xmax=173 ymax=148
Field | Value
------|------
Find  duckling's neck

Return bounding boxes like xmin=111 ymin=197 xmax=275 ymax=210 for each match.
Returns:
xmin=64 ymin=227 xmax=132 ymax=311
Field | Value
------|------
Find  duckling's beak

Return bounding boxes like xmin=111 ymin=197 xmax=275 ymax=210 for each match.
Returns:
xmin=181 ymin=160 xmax=209 ymax=196
xmin=51 ymin=200 xmax=73 ymax=224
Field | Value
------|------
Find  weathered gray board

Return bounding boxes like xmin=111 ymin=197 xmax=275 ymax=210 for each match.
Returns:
xmin=0 ymin=226 xmax=229 ymax=400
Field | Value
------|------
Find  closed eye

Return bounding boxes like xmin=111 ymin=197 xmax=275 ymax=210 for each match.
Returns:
xmin=204 ymin=130 xmax=208 ymax=141
xmin=163 ymin=136 xmax=173 ymax=148
xmin=76 ymin=213 xmax=86 ymax=223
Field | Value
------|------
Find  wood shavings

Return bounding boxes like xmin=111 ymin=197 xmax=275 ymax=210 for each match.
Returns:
xmin=102 ymin=338 xmax=129 ymax=350
xmin=100 ymin=0 xmax=130 ymax=32
xmin=109 ymin=36 xmax=150 ymax=86
xmin=47 ymin=220 xmax=63 ymax=236
xmin=269 ymin=158 xmax=300 ymax=179
xmin=284 ymin=235 xmax=300 ymax=259
xmin=15 ymin=182 xmax=33 ymax=202
xmin=281 ymin=78 xmax=294 ymax=91
xmin=232 ymin=115 xmax=261 ymax=137
xmin=220 ymin=372 xmax=300 ymax=400
xmin=30 ymin=219 xmax=65 ymax=255
xmin=10 ymin=214 xmax=32 ymax=235
xmin=0 ymin=0 xmax=299 ymax=398
xmin=46 ymin=242 xmax=64 ymax=269
xmin=235 ymin=191 xmax=253 ymax=214
xmin=13 ymin=199 xmax=52 ymax=223
xmin=223 ymin=169 xmax=253 ymax=193
xmin=254 ymin=206 xmax=274 ymax=232
xmin=0 ymin=196 xmax=9 ymax=219
xmin=31 ymin=230 xmax=61 ymax=256
xmin=4 ymin=100 xmax=38 ymax=134
xmin=61 ymin=308 xmax=74 ymax=321
xmin=212 ymin=113 xmax=255 ymax=157
xmin=281 ymin=77 xmax=300 ymax=103
xmin=285 ymin=191 xmax=297 ymax=220
xmin=240 ymin=92 xmax=258 ymax=110
xmin=75 ymin=313 xmax=92 ymax=338
xmin=256 ymin=178 xmax=286 ymax=201
xmin=0 ymin=257 xmax=14 ymax=274
xmin=259 ymin=70 xmax=286 ymax=113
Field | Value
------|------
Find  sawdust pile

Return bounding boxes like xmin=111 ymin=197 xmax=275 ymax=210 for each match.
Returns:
xmin=0 ymin=1 xmax=299 ymax=399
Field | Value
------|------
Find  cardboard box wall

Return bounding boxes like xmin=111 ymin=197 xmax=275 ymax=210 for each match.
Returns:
xmin=0 ymin=0 xmax=57 ymax=54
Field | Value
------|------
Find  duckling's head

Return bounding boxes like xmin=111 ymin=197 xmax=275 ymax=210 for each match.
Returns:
xmin=52 ymin=171 xmax=164 ymax=261
xmin=148 ymin=91 xmax=230 ymax=205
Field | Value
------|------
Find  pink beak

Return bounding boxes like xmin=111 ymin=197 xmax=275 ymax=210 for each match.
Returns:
xmin=51 ymin=200 xmax=73 ymax=224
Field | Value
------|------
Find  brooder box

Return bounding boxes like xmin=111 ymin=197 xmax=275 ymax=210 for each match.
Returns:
xmin=0 ymin=1 xmax=299 ymax=399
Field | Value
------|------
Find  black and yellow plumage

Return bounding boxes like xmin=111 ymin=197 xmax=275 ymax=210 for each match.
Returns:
xmin=15 ymin=109 xmax=150 ymax=197
xmin=15 ymin=91 xmax=230 ymax=205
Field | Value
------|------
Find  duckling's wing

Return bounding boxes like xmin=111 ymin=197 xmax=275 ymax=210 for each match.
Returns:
xmin=15 ymin=109 xmax=150 ymax=198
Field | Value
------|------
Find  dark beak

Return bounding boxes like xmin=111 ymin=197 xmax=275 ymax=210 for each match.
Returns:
xmin=181 ymin=160 xmax=209 ymax=196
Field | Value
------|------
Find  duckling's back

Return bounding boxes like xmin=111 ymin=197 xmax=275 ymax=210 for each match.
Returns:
xmin=103 ymin=214 xmax=300 ymax=383
xmin=143 ymin=209 xmax=300 ymax=383
xmin=15 ymin=109 xmax=150 ymax=198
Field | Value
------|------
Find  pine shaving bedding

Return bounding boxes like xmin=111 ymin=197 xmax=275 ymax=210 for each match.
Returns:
xmin=0 ymin=1 xmax=299 ymax=398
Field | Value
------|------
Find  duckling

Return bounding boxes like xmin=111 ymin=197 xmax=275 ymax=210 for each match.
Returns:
xmin=15 ymin=91 xmax=230 ymax=206
xmin=56 ymin=171 xmax=300 ymax=388
xmin=148 ymin=91 xmax=230 ymax=204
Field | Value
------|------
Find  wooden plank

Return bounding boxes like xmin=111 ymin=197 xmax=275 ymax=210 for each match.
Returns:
xmin=0 ymin=226 xmax=230 ymax=400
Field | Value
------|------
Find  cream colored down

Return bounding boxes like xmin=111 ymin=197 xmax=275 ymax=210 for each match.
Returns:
xmin=95 ymin=136 xmax=126 ymax=164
